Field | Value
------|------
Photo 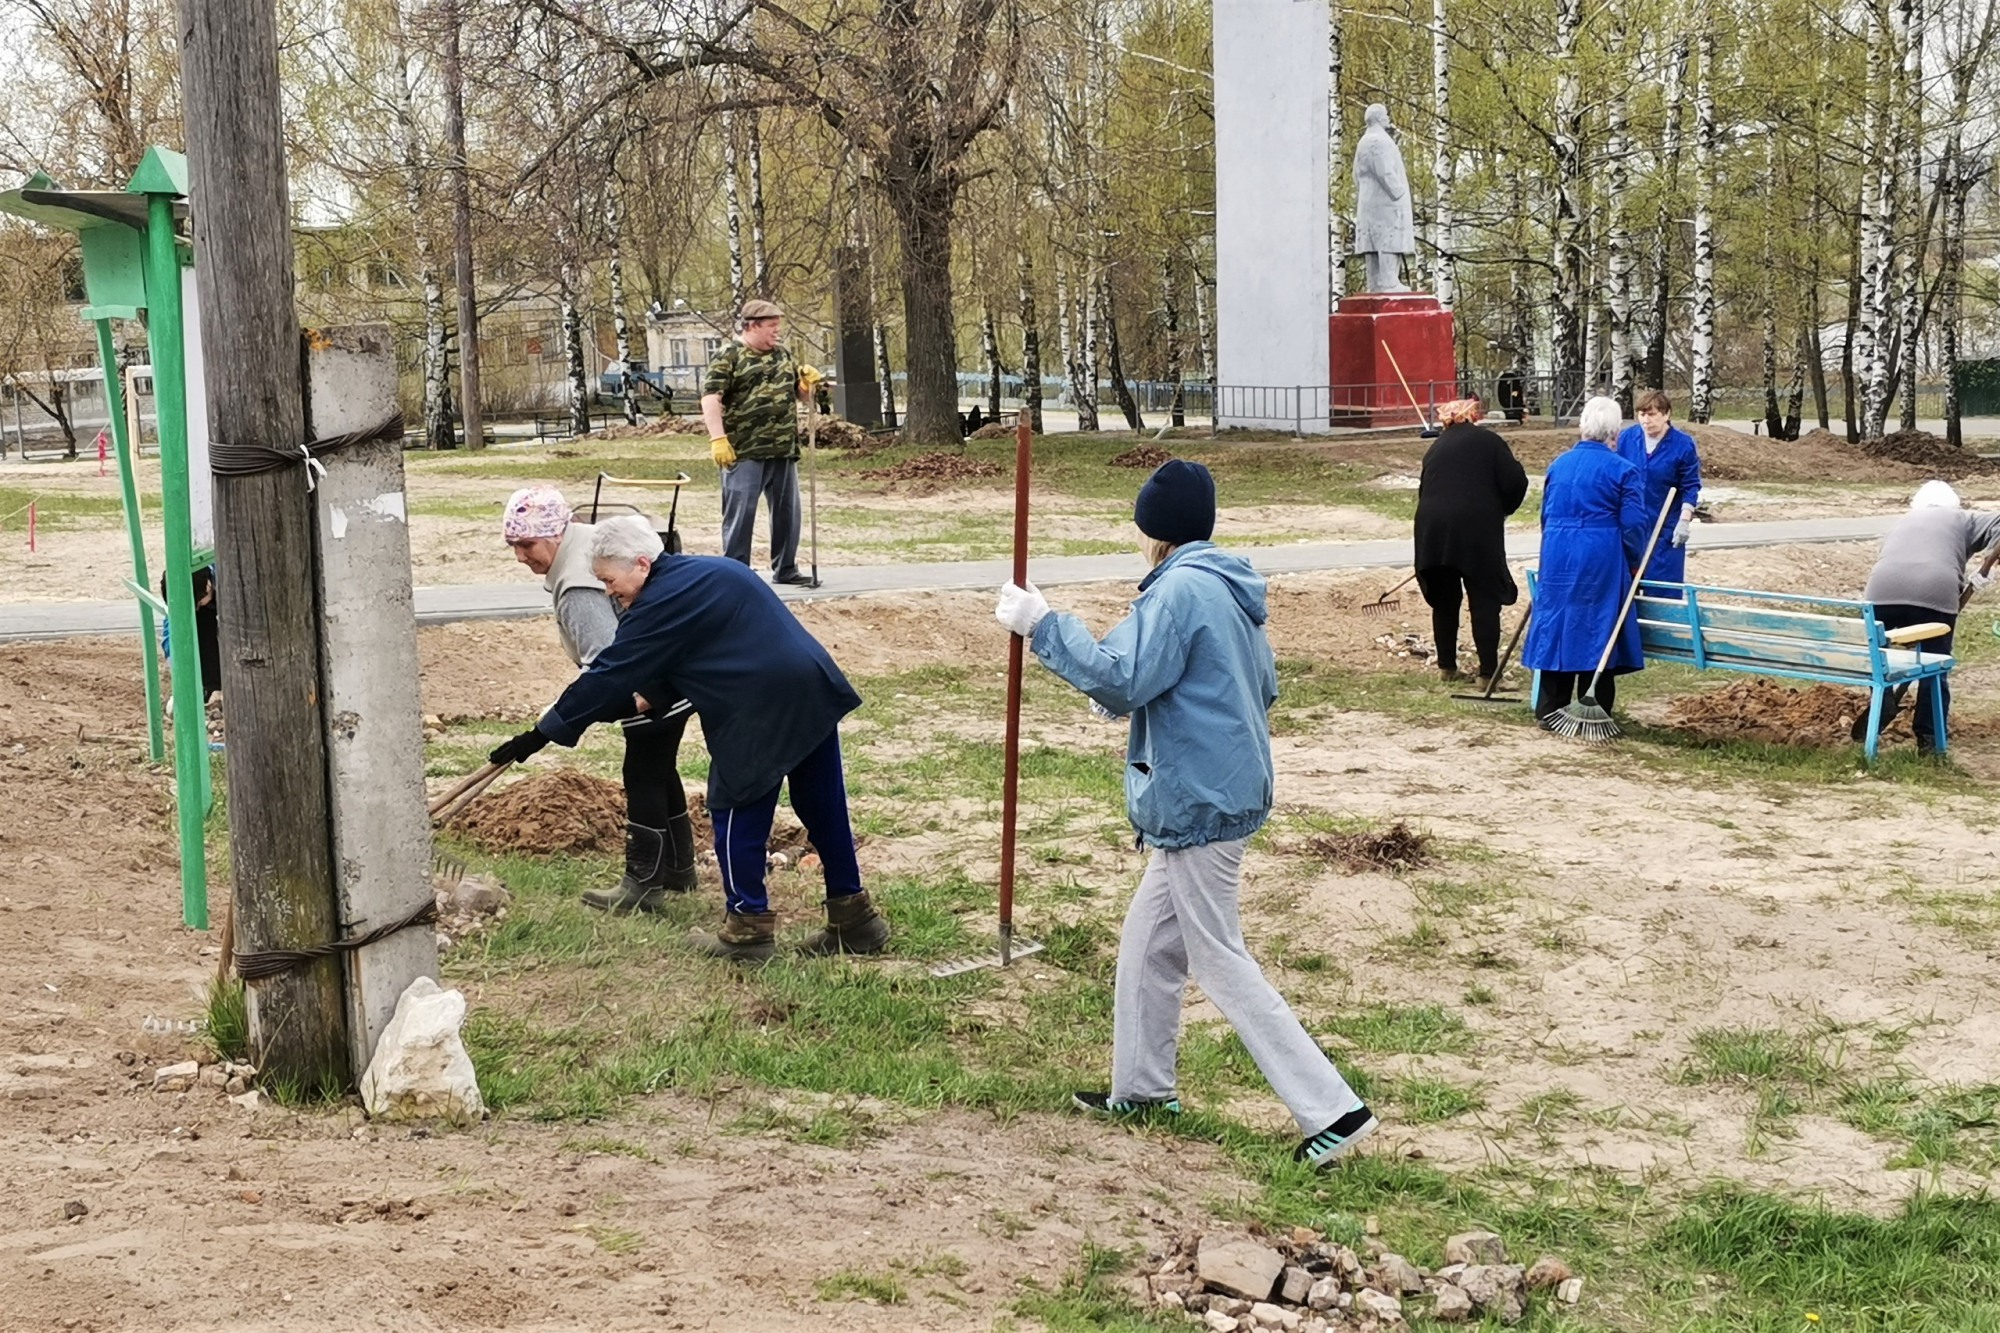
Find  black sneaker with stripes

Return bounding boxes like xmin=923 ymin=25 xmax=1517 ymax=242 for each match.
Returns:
xmin=1294 ymin=1103 xmax=1379 ymax=1167
xmin=1071 ymin=1091 xmax=1182 ymax=1117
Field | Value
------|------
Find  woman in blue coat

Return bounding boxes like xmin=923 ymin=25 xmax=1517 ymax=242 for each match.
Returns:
xmin=1613 ymin=388 xmax=1701 ymax=587
xmin=1524 ymin=396 xmax=1653 ymax=723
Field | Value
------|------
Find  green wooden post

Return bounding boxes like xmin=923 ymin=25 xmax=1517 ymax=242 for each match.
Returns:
xmin=96 ymin=318 xmax=165 ymax=763
xmin=139 ymin=187 xmax=208 ymax=931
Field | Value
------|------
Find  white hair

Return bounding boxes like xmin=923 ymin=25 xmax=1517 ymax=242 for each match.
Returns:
xmin=1911 ymin=480 xmax=1961 ymax=511
xmin=1577 ymin=396 xmax=1624 ymax=443
xmin=589 ymin=515 xmax=665 ymax=567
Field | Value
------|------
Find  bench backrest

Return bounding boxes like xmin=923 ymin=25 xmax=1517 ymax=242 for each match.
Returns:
xmin=1636 ymin=581 xmax=1943 ymax=683
xmin=1522 ymin=571 xmax=1950 ymax=685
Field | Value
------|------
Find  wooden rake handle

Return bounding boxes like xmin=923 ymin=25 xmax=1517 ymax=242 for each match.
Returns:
xmin=429 ymin=760 xmax=510 ymax=829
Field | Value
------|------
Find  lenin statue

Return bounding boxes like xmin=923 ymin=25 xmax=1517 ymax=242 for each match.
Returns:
xmin=1352 ymin=103 xmax=1415 ymax=293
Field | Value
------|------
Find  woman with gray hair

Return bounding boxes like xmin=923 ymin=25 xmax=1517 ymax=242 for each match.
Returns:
xmin=1855 ymin=480 xmax=2000 ymax=753
xmin=1522 ymin=396 xmax=1651 ymax=724
xmin=488 ymin=515 xmax=886 ymax=962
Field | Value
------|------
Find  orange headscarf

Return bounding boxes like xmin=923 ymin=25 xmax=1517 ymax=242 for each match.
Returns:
xmin=1436 ymin=398 xmax=1484 ymax=427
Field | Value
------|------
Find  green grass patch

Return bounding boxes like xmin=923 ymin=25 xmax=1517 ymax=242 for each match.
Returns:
xmin=814 ymin=1269 xmax=909 ymax=1305
xmin=1329 ymin=1004 xmax=1473 ymax=1055
xmin=1386 ymin=1075 xmax=1486 ymax=1124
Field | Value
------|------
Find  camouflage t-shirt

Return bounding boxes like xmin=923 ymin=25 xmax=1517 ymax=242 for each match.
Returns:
xmin=703 ymin=343 xmax=800 ymax=461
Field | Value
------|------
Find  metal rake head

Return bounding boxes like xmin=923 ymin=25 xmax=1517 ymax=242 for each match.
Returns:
xmin=928 ymin=937 xmax=1046 ymax=978
xmin=1357 ymin=598 xmax=1403 ymax=617
xmin=431 ymin=850 xmax=467 ymax=887
xmin=1545 ymin=701 xmax=1621 ymax=744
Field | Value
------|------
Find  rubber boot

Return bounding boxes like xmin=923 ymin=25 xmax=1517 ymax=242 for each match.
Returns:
xmin=688 ymin=910 xmax=778 ymax=963
xmin=796 ymin=890 xmax=890 ymax=957
xmin=581 ymin=822 xmax=681 ymax=915
xmin=659 ymin=810 xmax=699 ymax=893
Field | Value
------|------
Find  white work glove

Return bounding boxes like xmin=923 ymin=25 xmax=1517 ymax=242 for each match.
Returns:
xmin=1670 ymin=504 xmax=1695 ymax=548
xmin=1971 ymin=571 xmax=1994 ymax=594
xmin=995 ymin=580 xmax=1050 ymax=638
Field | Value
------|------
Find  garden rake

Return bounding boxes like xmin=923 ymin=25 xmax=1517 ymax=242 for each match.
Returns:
xmin=1546 ymin=488 xmax=1677 ymax=744
xmin=932 ymin=409 xmax=1045 ymax=978
xmin=1381 ymin=342 xmax=1441 ymax=438
xmin=1355 ymin=571 xmax=1418 ymax=617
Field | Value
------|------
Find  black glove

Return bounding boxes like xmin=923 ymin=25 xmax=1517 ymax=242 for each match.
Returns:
xmin=489 ymin=728 xmax=551 ymax=766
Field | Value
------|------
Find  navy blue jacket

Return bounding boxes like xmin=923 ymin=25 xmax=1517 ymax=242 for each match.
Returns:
xmin=537 ymin=555 xmax=861 ymax=808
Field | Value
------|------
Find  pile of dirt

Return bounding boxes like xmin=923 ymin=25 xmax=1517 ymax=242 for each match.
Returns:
xmin=1304 ymin=820 xmax=1435 ymax=873
xmin=968 ymin=421 xmax=1014 ymax=440
xmin=1860 ymin=428 xmax=2000 ymax=476
xmin=456 ymin=768 xmax=626 ymax=856
xmin=1108 ymin=444 xmax=1174 ymax=469
xmin=860 ymin=452 xmax=1005 ymax=484
xmin=591 ymin=415 xmax=708 ymax=440
xmin=1665 ymin=678 xmax=1911 ymax=747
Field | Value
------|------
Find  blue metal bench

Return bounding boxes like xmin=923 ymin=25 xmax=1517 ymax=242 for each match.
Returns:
xmin=1525 ymin=573 xmax=1955 ymax=761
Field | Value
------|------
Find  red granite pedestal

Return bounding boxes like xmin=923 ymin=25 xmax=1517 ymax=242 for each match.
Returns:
xmin=1328 ymin=292 xmax=1457 ymax=427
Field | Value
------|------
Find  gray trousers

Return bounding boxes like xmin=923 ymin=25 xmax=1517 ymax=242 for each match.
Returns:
xmin=720 ymin=457 xmax=801 ymax=578
xmin=1112 ymin=838 xmax=1363 ymax=1134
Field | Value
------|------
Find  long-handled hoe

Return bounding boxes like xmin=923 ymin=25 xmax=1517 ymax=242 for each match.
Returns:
xmin=932 ymin=409 xmax=1046 ymax=977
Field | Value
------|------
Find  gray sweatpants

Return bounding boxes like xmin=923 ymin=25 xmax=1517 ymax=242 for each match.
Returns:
xmin=1112 ymin=838 xmax=1363 ymax=1134
xmin=720 ymin=457 xmax=801 ymax=578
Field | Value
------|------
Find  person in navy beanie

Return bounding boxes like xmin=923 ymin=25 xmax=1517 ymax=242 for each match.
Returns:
xmin=994 ymin=460 xmax=1378 ymax=1168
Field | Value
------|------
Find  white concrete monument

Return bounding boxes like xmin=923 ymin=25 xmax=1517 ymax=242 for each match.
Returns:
xmin=1213 ymin=0 xmax=1331 ymax=432
xmin=1353 ymin=104 xmax=1415 ymax=293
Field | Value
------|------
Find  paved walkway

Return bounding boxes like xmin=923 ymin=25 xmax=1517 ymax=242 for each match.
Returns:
xmin=0 ymin=514 xmax=1899 ymax=644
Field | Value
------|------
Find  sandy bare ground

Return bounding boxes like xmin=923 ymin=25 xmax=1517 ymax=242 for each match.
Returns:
xmin=6 ymin=543 xmax=2000 ymax=1328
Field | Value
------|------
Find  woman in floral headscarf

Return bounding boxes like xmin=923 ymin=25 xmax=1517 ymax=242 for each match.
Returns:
xmin=499 ymin=485 xmax=699 ymax=915
xmin=1411 ymin=398 xmax=1530 ymax=689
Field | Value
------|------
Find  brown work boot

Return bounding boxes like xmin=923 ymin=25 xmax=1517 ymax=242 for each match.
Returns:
xmin=688 ymin=910 xmax=777 ymax=963
xmin=796 ymin=890 xmax=890 ymax=957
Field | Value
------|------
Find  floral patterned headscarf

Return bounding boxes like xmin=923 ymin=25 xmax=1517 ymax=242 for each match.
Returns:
xmin=1436 ymin=398 xmax=1485 ymax=427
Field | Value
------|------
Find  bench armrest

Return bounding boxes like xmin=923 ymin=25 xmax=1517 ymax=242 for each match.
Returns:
xmin=1883 ymin=622 xmax=1951 ymax=646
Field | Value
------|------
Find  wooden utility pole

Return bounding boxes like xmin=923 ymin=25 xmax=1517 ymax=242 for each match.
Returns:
xmin=177 ymin=0 xmax=349 ymax=1094
xmin=442 ymin=0 xmax=484 ymax=449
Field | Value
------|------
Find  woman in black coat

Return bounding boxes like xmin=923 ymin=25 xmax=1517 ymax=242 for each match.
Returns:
xmin=1412 ymin=398 xmax=1530 ymax=686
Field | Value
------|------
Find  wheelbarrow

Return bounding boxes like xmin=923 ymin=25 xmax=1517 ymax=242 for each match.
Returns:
xmin=586 ymin=470 xmax=690 ymax=554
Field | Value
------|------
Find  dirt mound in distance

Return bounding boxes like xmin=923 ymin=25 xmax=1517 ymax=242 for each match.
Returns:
xmin=1108 ymin=444 xmax=1174 ymax=469
xmin=1665 ymin=678 xmax=1911 ymax=747
xmin=457 ymin=768 xmax=626 ymax=856
xmin=860 ymin=452 xmax=1005 ymax=484
xmin=1304 ymin=821 xmax=1434 ymax=873
xmin=968 ymin=421 xmax=1014 ymax=440
xmin=1860 ymin=428 xmax=2000 ymax=477
xmin=593 ymin=415 xmax=708 ymax=440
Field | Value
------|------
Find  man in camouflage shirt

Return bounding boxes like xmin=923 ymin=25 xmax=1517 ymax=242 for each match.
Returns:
xmin=702 ymin=299 xmax=821 ymax=584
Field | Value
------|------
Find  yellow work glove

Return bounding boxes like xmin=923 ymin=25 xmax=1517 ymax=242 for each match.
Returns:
xmin=797 ymin=364 xmax=825 ymax=396
xmin=710 ymin=435 xmax=736 ymax=469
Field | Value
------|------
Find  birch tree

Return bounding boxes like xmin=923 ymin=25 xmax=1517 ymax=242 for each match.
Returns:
xmin=1687 ymin=13 xmax=1717 ymax=424
xmin=1431 ymin=0 xmax=1456 ymax=312
xmin=1605 ymin=23 xmax=1633 ymax=413
xmin=1551 ymin=0 xmax=1585 ymax=415
xmin=1892 ymin=0 xmax=1924 ymax=433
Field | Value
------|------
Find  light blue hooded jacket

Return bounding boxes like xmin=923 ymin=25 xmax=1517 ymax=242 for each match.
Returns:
xmin=1030 ymin=542 xmax=1278 ymax=849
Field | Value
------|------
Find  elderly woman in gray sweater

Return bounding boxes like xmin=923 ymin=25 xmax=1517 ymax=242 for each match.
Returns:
xmin=501 ymin=485 xmax=698 ymax=910
xmin=1858 ymin=480 xmax=2000 ymax=754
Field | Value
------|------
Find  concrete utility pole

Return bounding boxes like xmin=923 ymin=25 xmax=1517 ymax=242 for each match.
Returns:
xmin=442 ymin=0 xmax=484 ymax=449
xmin=178 ymin=0 xmax=349 ymax=1094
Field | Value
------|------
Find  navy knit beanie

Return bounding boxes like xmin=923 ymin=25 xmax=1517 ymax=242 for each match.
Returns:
xmin=1133 ymin=459 xmax=1216 ymax=544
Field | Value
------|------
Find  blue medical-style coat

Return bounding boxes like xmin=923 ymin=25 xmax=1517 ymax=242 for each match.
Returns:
xmin=537 ymin=555 xmax=861 ymax=808
xmin=1523 ymin=442 xmax=1651 ymax=674
xmin=1613 ymin=423 xmax=1701 ymax=585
